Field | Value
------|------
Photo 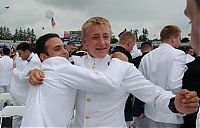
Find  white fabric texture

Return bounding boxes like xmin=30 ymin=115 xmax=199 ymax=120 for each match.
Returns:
xmin=70 ymin=54 xmax=175 ymax=127
xmin=11 ymin=53 xmax=41 ymax=105
xmin=186 ymin=53 xmax=195 ymax=63
xmin=197 ymin=110 xmax=200 ymax=128
xmin=0 ymin=55 xmax=13 ymax=86
xmin=21 ymin=57 xmax=129 ymax=127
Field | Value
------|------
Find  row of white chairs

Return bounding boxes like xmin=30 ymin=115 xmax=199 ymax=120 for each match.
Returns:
xmin=0 ymin=93 xmax=25 ymax=126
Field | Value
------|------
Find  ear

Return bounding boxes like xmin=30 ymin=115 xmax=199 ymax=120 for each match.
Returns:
xmin=39 ymin=53 xmax=48 ymax=61
xmin=82 ymin=39 xmax=87 ymax=49
xmin=171 ymin=38 xmax=176 ymax=45
xmin=127 ymin=39 xmax=132 ymax=47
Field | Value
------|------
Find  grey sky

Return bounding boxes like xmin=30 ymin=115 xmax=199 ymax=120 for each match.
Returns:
xmin=0 ymin=0 xmax=190 ymax=40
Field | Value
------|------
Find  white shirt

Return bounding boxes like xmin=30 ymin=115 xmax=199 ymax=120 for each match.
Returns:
xmin=0 ymin=55 xmax=13 ymax=86
xmin=70 ymin=54 xmax=176 ymax=127
xmin=186 ymin=53 xmax=195 ymax=63
xmin=131 ymin=45 xmax=142 ymax=58
xmin=21 ymin=57 xmax=129 ymax=127
xmin=11 ymin=53 xmax=41 ymax=105
xmin=10 ymin=54 xmax=27 ymax=105
xmin=196 ymin=110 xmax=200 ymax=128
xmin=139 ymin=43 xmax=186 ymax=124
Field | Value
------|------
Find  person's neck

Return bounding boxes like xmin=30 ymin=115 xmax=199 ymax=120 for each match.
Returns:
xmin=119 ymin=44 xmax=128 ymax=51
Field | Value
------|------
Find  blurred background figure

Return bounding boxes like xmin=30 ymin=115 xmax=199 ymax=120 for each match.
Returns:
xmin=130 ymin=44 xmax=142 ymax=59
xmin=133 ymin=41 xmax=153 ymax=68
xmin=0 ymin=47 xmax=13 ymax=110
xmin=185 ymin=46 xmax=195 ymax=63
xmin=11 ymin=42 xmax=41 ymax=128
xmin=65 ymin=42 xmax=77 ymax=57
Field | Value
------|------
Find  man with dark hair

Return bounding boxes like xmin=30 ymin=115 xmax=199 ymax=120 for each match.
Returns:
xmin=35 ymin=33 xmax=60 ymax=57
xmin=182 ymin=0 xmax=200 ymax=127
xmin=11 ymin=42 xmax=41 ymax=127
xmin=2 ymin=47 xmax=11 ymax=56
xmin=185 ymin=46 xmax=195 ymax=56
xmin=185 ymin=46 xmax=195 ymax=63
xmin=133 ymin=41 xmax=153 ymax=68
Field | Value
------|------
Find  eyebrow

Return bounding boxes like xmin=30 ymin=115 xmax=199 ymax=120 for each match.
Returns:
xmin=53 ymin=45 xmax=62 ymax=49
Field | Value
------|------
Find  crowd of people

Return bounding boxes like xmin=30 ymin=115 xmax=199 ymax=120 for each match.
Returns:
xmin=0 ymin=0 xmax=199 ymax=128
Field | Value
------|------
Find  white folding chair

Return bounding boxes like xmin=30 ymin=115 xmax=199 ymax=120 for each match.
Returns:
xmin=0 ymin=106 xmax=25 ymax=125
xmin=0 ymin=93 xmax=12 ymax=101
xmin=0 ymin=93 xmax=12 ymax=111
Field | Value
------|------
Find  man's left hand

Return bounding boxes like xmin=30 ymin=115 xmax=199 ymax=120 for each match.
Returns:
xmin=175 ymin=89 xmax=199 ymax=114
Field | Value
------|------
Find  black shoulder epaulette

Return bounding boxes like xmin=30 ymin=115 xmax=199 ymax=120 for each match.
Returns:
xmin=71 ymin=51 xmax=87 ymax=57
xmin=70 ymin=61 xmax=75 ymax=65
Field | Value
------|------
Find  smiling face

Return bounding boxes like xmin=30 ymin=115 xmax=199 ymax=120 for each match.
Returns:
xmin=39 ymin=37 xmax=69 ymax=61
xmin=45 ymin=37 xmax=69 ymax=58
xmin=82 ymin=23 xmax=111 ymax=58
xmin=81 ymin=17 xmax=112 ymax=58
xmin=185 ymin=0 xmax=200 ymax=54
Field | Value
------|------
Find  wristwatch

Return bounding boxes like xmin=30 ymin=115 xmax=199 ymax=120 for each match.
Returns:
xmin=168 ymin=97 xmax=179 ymax=113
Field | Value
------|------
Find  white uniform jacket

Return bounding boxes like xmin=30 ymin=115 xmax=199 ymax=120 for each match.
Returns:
xmin=11 ymin=53 xmax=41 ymax=105
xmin=0 ymin=55 xmax=13 ymax=86
xmin=10 ymin=54 xmax=27 ymax=105
xmin=21 ymin=57 xmax=130 ymax=127
xmin=70 ymin=54 xmax=176 ymax=127
xmin=139 ymin=43 xmax=186 ymax=124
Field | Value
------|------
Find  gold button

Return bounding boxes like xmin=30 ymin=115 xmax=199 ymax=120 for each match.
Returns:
xmin=87 ymin=98 xmax=92 ymax=102
xmin=85 ymin=115 xmax=90 ymax=119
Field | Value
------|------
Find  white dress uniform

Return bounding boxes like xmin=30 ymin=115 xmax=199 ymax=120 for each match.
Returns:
xmin=21 ymin=57 xmax=129 ymax=127
xmin=0 ymin=55 xmax=13 ymax=109
xmin=10 ymin=53 xmax=27 ymax=105
xmin=139 ymin=43 xmax=186 ymax=127
xmin=11 ymin=53 xmax=41 ymax=105
xmin=11 ymin=53 xmax=41 ymax=128
xmin=70 ymin=54 xmax=176 ymax=128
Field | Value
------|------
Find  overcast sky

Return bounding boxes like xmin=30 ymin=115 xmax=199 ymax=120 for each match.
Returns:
xmin=0 ymin=0 xmax=190 ymax=40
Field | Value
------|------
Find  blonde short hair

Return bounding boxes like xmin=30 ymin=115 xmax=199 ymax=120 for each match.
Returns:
xmin=81 ymin=17 xmax=112 ymax=39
